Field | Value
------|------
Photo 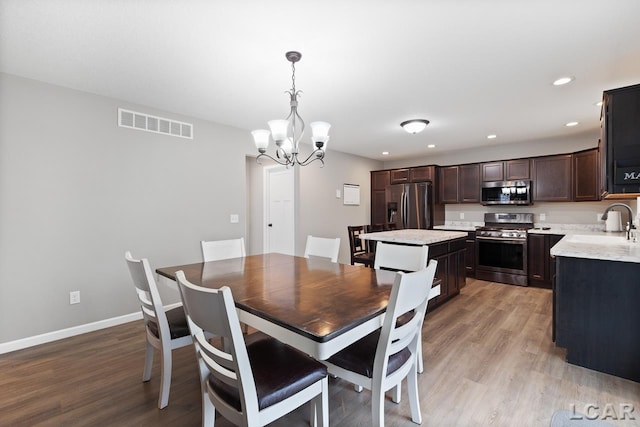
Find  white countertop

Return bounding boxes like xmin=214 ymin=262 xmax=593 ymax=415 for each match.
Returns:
xmin=359 ymin=229 xmax=468 ymax=245
xmin=433 ymin=225 xmax=477 ymax=232
xmin=550 ymin=230 xmax=640 ymax=263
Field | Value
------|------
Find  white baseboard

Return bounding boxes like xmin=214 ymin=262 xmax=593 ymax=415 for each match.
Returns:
xmin=0 ymin=303 xmax=182 ymax=355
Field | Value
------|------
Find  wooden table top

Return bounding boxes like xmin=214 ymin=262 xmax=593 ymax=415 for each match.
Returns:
xmin=156 ymin=253 xmax=398 ymax=343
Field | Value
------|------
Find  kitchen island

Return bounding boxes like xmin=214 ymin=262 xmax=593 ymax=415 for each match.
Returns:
xmin=360 ymin=229 xmax=468 ymax=307
xmin=550 ymin=232 xmax=640 ymax=383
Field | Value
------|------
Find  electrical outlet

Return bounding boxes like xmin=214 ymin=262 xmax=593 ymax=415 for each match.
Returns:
xmin=230 ymin=214 xmax=239 ymax=224
xmin=459 ymin=212 xmax=465 ymax=219
xmin=69 ymin=291 xmax=80 ymax=305
xmin=540 ymin=213 xmax=546 ymax=221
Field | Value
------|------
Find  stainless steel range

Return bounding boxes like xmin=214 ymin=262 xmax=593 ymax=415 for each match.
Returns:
xmin=475 ymin=212 xmax=534 ymax=286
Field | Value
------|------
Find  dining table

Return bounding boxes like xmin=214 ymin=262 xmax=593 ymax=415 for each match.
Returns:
xmin=156 ymin=253 xmax=399 ymax=360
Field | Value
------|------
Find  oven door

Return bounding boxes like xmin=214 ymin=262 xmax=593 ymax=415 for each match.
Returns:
xmin=476 ymin=236 xmax=527 ymax=276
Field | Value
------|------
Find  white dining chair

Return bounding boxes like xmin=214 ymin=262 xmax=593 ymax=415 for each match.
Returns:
xmin=373 ymin=242 xmax=429 ymax=272
xmin=322 ymin=260 xmax=439 ymax=427
xmin=124 ymin=251 xmax=192 ymax=409
xmin=304 ymin=235 xmax=340 ymax=263
xmin=175 ymin=271 xmax=329 ymax=427
xmin=200 ymin=237 xmax=246 ymax=262
xmin=373 ymin=242 xmax=430 ymax=373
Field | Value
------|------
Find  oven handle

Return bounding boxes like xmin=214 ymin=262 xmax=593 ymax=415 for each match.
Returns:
xmin=476 ymin=236 xmax=526 ymax=242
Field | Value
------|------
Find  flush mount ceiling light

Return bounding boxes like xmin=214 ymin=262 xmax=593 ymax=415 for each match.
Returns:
xmin=487 ymin=134 xmax=497 ymax=139
xmin=400 ymin=119 xmax=430 ymax=134
xmin=252 ymin=51 xmax=330 ymax=167
xmin=553 ymin=76 xmax=574 ymax=86
xmin=382 ymin=151 xmax=389 ymax=156
xmin=427 ymin=144 xmax=436 ymax=148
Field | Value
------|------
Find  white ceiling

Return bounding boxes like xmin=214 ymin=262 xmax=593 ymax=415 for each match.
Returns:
xmin=2 ymin=0 xmax=640 ymax=161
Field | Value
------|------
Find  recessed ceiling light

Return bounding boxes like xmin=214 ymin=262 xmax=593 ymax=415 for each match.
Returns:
xmin=565 ymin=121 xmax=579 ymax=127
xmin=427 ymin=144 xmax=436 ymax=148
xmin=487 ymin=134 xmax=497 ymax=139
xmin=382 ymin=151 xmax=389 ymax=155
xmin=594 ymin=101 xmax=603 ymax=107
xmin=553 ymin=76 xmax=574 ymax=86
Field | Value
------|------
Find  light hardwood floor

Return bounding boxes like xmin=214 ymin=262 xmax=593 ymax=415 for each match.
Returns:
xmin=1 ymin=278 xmax=639 ymax=426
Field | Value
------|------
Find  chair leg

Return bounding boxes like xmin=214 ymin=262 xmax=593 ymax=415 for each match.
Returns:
xmin=371 ymin=383 xmax=385 ymax=427
xmin=417 ymin=337 xmax=424 ymax=374
xmin=354 ymin=384 xmax=363 ymax=393
xmin=158 ymin=346 xmax=172 ymax=409
xmin=407 ymin=363 xmax=422 ymax=424
xmin=202 ymin=389 xmax=215 ymax=427
xmin=391 ymin=384 xmax=401 ymax=403
xmin=143 ymin=341 xmax=154 ymax=382
xmin=311 ymin=378 xmax=329 ymax=427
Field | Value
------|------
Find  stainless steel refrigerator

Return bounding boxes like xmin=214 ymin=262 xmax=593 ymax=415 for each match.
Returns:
xmin=385 ymin=182 xmax=442 ymax=229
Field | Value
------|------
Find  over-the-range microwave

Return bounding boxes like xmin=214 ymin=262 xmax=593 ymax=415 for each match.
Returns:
xmin=481 ymin=180 xmax=532 ymax=205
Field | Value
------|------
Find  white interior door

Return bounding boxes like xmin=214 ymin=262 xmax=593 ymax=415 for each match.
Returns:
xmin=264 ymin=166 xmax=295 ymax=255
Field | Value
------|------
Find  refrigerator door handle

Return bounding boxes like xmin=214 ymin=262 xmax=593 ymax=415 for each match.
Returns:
xmin=401 ymin=189 xmax=408 ymax=229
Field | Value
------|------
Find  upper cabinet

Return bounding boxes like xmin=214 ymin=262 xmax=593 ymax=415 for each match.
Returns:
xmin=459 ymin=164 xmax=480 ymax=203
xmin=573 ymin=148 xmax=600 ymax=202
xmin=601 ymin=83 xmax=640 ymax=197
xmin=371 ymin=170 xmax=390 ymax=191
xmin=390 ymin=168 xmax=410 ymax=184
xmin=439 ymin=166 xmax=460 ymax=204
xmin=409 ymin=166 xmax=435 ymax=182
xmin=532 ymin=154 xmax=573 ymax=202
xmin=481 ymin=159 xmax=530 ymax=181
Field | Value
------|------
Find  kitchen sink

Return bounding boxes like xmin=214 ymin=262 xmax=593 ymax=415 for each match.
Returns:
xmin=566 ymin=234 xmax=631 ymax=245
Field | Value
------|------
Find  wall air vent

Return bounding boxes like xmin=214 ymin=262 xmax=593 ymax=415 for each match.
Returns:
xmin=118 ymin=108 xmax=193 ymax=139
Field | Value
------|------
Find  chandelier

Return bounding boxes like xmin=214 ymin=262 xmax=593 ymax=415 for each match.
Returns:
xmin=252 ymin=51 xmax=331 ymax=167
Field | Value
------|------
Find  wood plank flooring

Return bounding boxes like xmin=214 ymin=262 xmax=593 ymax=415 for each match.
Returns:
xmin=1 ymin=278 xmax=639 ymax=426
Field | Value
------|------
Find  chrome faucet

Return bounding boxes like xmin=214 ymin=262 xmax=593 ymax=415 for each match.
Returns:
xmin=602 ymin=203 xmax=635 ymax=240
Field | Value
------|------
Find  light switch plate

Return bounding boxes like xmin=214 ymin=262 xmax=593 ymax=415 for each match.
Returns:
xmin=230 ymin=214 xmax=239 ymax=223
xmin=336 ymin=189 xmax=341 ymax=199
xmin=459 ymin=212 xmax=465 ymax=219
xmin=540 ymin=213 xmax=546 ymax=221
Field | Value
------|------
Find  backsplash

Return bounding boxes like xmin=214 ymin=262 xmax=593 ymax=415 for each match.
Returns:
xmin=444 ymin=200 xmax=637 ymax=228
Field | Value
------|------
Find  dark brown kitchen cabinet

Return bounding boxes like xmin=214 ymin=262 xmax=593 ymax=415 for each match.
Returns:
xmin=409 ymin=166 xmax=435 ymax=182
xmin=573 ymin=148 xmax=600 ymax=201
xmin=481 ymin=162 xmax=504 ymax=181
xmin=482 ymin=159 xmax=530 ymax=182
xmin=429 ymin=237 xmax=466 ymax=306
xmin=528 ymin=233 xmax=564 ymax=288
xmin=532 ymin=154 xmax=573 ymax=202
xmin=439 ymin=166 xmax=460 ymax=204
xmin=371 ymin=170 xmax=390 ymax=225
xmin=390 ymin=168 xmax=410 ymax=184
xmin=465 ymin=231 xmax=476 ymax=278
xmin=459 ymin=164 xmax=480 ymax=203
xmin=371 ymin=170 xmax=390 ymax=190
xmin=505 ymin=159 xmax=531 ymax=180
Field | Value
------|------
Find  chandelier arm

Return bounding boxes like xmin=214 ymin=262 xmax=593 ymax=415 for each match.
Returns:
xmin=296 ymin=149 xmax=325 ymax=166
xmin=256 ymin=152 xmax=291 ymax=166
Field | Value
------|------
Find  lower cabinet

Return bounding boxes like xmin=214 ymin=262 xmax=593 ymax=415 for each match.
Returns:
xmin=429 ymin=237 xmax=466 ymax=307
xmin=465 ymin=231 xmax=476 ymax=278
xmin=528 ymin=233 xmax=564 ymax=288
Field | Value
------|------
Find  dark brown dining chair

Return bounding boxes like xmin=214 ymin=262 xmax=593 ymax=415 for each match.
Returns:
xmin=348 ymin=225 xmax=375 ymax=267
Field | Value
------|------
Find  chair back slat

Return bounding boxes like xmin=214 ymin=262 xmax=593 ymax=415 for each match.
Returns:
xmin=374 ymin=243 xmax=429 ymax=272
xmin=304 ymin=235 xmax=340 ymax=262
xmin=201 ymin=238 xmax=246 ymax=262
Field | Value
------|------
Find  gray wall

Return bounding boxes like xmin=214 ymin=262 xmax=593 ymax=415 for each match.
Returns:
xmin=0 ymin=73 xmax=381 ymax=344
